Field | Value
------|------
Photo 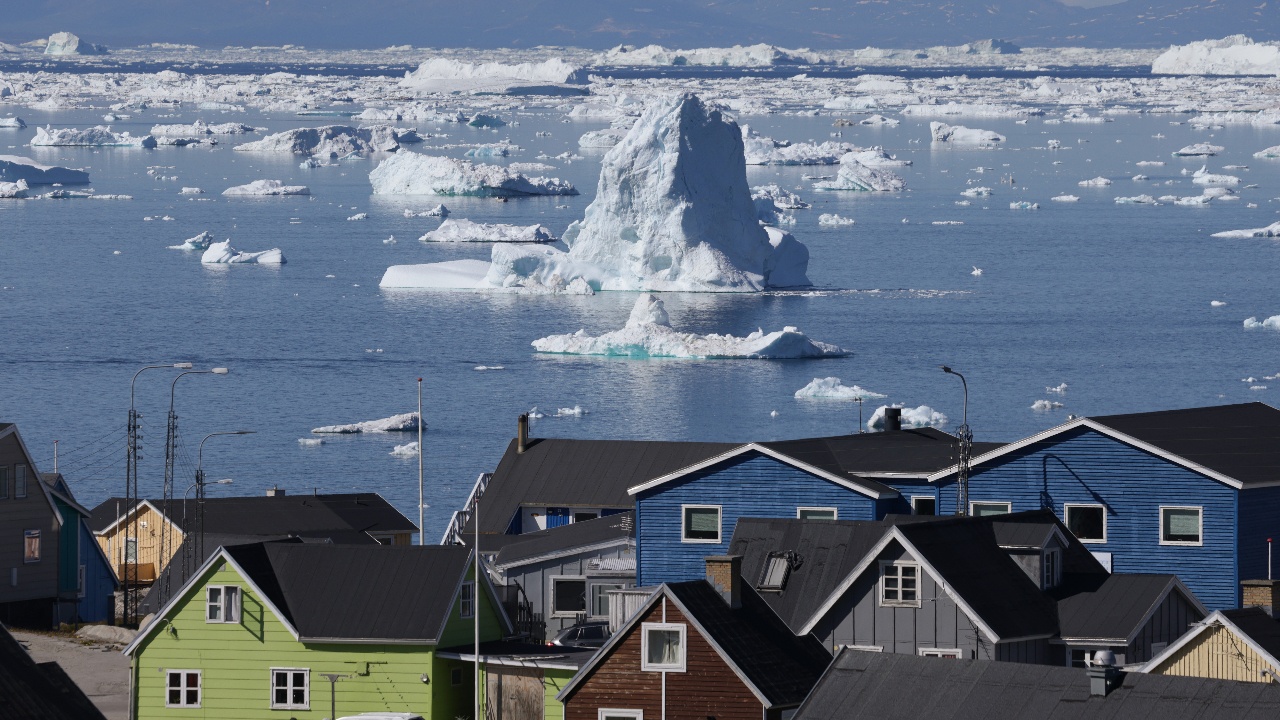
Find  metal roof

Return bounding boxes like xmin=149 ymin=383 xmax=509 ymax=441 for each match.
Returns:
xmin=1056 ymin=574 xmax=1203 ymax=643
xmin=492 ymin=511 xmax=633 ymax=569
xmin=1220 ymin=607 xmax=1280 ymax=663
xmin=89 ymin=492 xmax=417 ymax=536
xmin=795 ymin=649 xmax=1280 ymax=720
xmin=0 ymin=625 xmax=106 ymax=720
xmin=761 ymin=428 xmax=1003 ymax=477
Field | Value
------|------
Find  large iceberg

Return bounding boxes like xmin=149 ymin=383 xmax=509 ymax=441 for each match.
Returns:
xmin=1212 ymin=222 xmax=1280 ymax=239
xmin=369 ymin=153 xmax=577 ymax=197
xmin=0 ymin=117 xmax=26 ymax=129
xmin=399 ymin=58 xmax=586 ymax=96
xmin=44 ymin=32 xmax=106 ymax=56
xmin=930 ymin=122 xmax=1004 ymax=145
xmin=420 ymin=218 xmax=554 ymax=243
xmin=532 ymin=294 xmax=848 ymax=359
xmin=0 ymin=155 xmax=89 ymax=184
xmin=794 ymin=377 xmax=887 ymax=400
xmin=201 ymin=240 xmax=285 ymax=264
xmin=814 ymin=155 xmax=906 ymax=192
xmin=312 ymin=412 xmax=421 ymax=434
xmin=741 ymin=127 xmax=853 ymax=165
xmin=31 ymin=126 xmax=156 ymax=148
xmin=1244 ymin=316 xmax=1280 ymax=331
xmin=0 ymin=179 xmax=29 ymax=199
xmin=235 ymin=125 xmax=420 ymax=156
xmin=151 ymin=121 xmax=260 ymax=137
xmin=1152 ymin=36 xmax=1280 ymax=77
xmin=222 ymin=180 xmax=310 ymax=196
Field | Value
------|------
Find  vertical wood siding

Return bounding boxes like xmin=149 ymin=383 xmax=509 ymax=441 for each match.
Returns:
xmin=1125 ymin=588 xmax=1205 ymax=663
xmin=1238 ymin=485 xmax=1280 ymax=585
xmin=77 ymin=519 xmax=117 ymax=622
xmin=637 ymin=453 xmax=880 ymax=585
xmin=937 ymin=428 xmax=1240 ymax=609
xmin=1149 ymin=623 xmax=1279 ymax=683
xmin=96 ymin=504 xmax=184 ymax=578
xmin=499 ymin=545 xmax=635 ymax=634
xmin=563 ymin=596 xmax=764 ymax=720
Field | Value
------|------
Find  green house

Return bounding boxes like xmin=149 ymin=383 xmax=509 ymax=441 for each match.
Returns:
xmin=123 ymin=540 xmax=511 ymax=719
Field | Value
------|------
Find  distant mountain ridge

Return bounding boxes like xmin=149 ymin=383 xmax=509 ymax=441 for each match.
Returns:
xmin=2 ymin=0 xmax=1276 ymax=51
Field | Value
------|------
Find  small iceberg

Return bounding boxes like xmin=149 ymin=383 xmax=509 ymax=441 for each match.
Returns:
xmin=930 ymin=122 xmax=1004 ymax=145
xmin=1078 ymin=177 xmax=1112 ymax=187
xmin=369 ymin=153 xmax=577 ymax=197
xmin=0 ymin=179 xmax=28 ymax=198
xmin=390 ymin=442 xmax=420 ymax=457
xmin=1031 ymin=399 xmax=1065 ymax=411
xmin=0 ymin=117 xmax=27 ymax=129
xmin=420 ymin=218 xmax=554 ymax=243
xmin=222 ymin=179 xmax=310 ymax=196
xmin=201 ymin=240 xmax=285 ymax=264
xmin=818 ymin=213 xmax=855 ymax=226
xmin=1172 ymin=143 xmax=1223 ymax=157
xmin=0 ymin=155 xmax=90 ymax=184
xmin=1255 ymin=145 xmax=1280 ymax=159
xmin=298 ymin=438 xmax=325 ymax=447
xmin=961 ymin=187 xmax=993 ymax=197
xmin=169 ymin=231 xmax=214 ymax=250
xmin=1009 ymin=201 xmax=1039 ymax=210
xmin=312 ymin=412 xmax=422 ymax=434
xmin=814 ymin=155 xmax=906 ymax=192
xmin=794 ymin=377 xmax=886 ymax=400
xmin=1192 ymin=165 xmax=1241 ymax=186
xmin=868 ymin=405 xmax=948 ymax=430
xmin=1114 ymin=195 xmax=1158 ymax=204
xmin=531 ymin=294 xmax=849 ymax=359
xmin=1213 ymin=222 xmax=1280 ymax=239
xmin=31 ymin=125 xmax=155 ymax=148
xmin=1051 ymin=195 xmax=1079 ymax=202
xmin=1244 ymin=316 xmax=1280 ymax=331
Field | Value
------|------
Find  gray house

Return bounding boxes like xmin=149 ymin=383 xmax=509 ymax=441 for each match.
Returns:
xmin=729 ymin=510 xmax=1206 ymax=666
xmin=489 ymin=511 xmax=636 ymax=636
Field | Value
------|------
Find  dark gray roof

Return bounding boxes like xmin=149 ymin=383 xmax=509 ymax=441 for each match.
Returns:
xmin=1056 ymin=574 xmax=1192 ymax=642
xmin=492 ymin=512 xmax=633 ymax=568
xmin=436 ymin=640 xmax=598 ymax=669
xmin=0 ymin=624 xmax=106 ymax=720
xmin=1221 ymin=607 xmax=1280 ymax=661
xmin=991 ymin=519 xmax=1057 ymax=548
xmin=224 ymin=542 xmax=475 ymax=642
xmin=138 ymin=532 xmax=292 ymax=615
xmin=666 ymin=581 xmax=833 ymax=707
xmin=89 ymin=492 xmax=416 ymax=536
xmin=1091 ymin=402 xmax=1280 ymax=488
xmin=761 ymin=428 xmax=1003 ymax=477
xmin=794 ymin=649 xmax=1280 ymax=720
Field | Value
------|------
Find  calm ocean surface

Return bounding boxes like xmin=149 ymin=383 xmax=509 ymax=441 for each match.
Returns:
xmin=2 ymin=101 xmax=1277 ymax=539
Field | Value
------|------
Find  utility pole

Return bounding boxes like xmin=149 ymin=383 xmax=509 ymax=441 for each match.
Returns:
xmin=418 ymin=377 xmax=424 ymax=546
xmin=941 ymin=366 xmax=972 ymax=517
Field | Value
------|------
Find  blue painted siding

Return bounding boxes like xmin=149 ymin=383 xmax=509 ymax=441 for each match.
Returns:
xmin=936 ymin=427 xmax=1240 ymax=609
xmin=637 ymin=452 xmax=881 ymax=585
xmin=76 ymin=519 xmax=117 ymax=622
xmin=1239 ymin=485 xmax=1280 ymax=586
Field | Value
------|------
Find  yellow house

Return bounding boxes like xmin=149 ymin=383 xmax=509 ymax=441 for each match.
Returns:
xmin=93 ymin=499 xmax=184 ymax=585
xmin=1140 ymin=605 xmax=1280 ymax=683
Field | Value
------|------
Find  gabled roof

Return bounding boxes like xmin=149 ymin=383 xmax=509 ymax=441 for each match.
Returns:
xmin=557 ymin=581 xmax=831 ymax=708
xmin=761 ymin=428 xmax=1003 ymax=478
xmin=0 ymin=424 xmax=61 ymax=528
xmin=929 ymin=402 xmax=1280 ymax=489
xmin=492 ymin=511 xmax=634 ymax=570
xmin=795 ymin=649 xmax=1280 ymax=720
xmin=1055 ymin=574 xmax=1206 ymax=643
xmin=137 ymin=532 xmax=292 ymax=616
xmin=1140 ymin=607 xmax=1280 ymax=676
xmin=89 ymin=492 xmax=416 ymax=537
xmin=0 ymin=624 xmax=106 ymax=720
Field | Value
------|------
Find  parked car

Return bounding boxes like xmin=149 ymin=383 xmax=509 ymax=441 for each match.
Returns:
xmin=549 ymin=621 xmax=612 ymax=648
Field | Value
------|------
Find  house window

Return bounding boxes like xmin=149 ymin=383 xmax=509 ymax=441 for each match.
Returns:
xmin=574 ymin=512 xmax=599 ymax=523
xmin=599 ymin=711 xmax=643 ymax=720
xmin=551 ymin=577 xmax=587 ymax=616
xmin=1042 ymin=548 xmax=1062 ymax=589
xmin=15 ymin=465 xmax=26 ymax=498
xmin=166 ymin=670 xmax=201 ymax=708
xmin=1161 ymin=507 xmax=1202 ymax=545
xmin=23 ymin=530 xmax=40 ymax=563
xmin=797 ymin=507 xmax=837 ymax=521
xmin=271 ymin=668 xmax=309 ymax=710
xmin=919 ymin=648 xmax=964 ymax=659
xmin=124 ymin=538 xmax=138 ymax=563
xmin=880 ymin=562 xmax=920 ymax=607
xmin=460 ymin=581 xmax=475 ymax=619
xmin=911 ymin=497 xmax=936 ymax=516
xmin=757 ymin=552 xmax=794 ymax=592
xmin=681 ymin=505 xmax=721 ymax=543
xmin=206 ymin=586 xmax=241 ymax=623
xmin=1065 ymin=504 xmax=1107 ymax=543
xmin=451 ymin=667 xmax=464 ymax=686
xmin=970 ymin=501 xmax=1011 ymax=517
xmin=641 ymin=622 xmax=686 ymax=672
xmin=589 ymin=583 xmax=626 ymax=618
xmin=0 ymin=466 xmax=8 ymax=498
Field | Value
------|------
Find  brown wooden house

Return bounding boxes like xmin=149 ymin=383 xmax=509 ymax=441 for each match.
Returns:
xmin=557 ymin=555 xmax=832 ymax=720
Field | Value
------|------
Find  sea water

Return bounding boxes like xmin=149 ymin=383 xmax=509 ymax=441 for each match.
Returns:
xmin=2 ymin=101 xmax=1278 ymax=539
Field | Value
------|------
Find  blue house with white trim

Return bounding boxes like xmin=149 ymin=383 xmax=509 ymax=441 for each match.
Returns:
xmin=897 ymin=402 xmax=1280 ymax=611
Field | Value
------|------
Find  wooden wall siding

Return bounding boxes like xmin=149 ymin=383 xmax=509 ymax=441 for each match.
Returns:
xmin=96 ymin=504 xmax=185 ymax=577
xmin=499 ymin=545 xmax=635 ymax=634
xmin=1238 ymin=485 xmax=1280 ymax=585
xmin=476 ymin=665 xmax=573 ymax=720
xmin=77 ymin=520 xmax=117 ymax=623
xmin=816 ymin=542 xmax=994 ymax=660
xmin=132 ymin=559 xmax=505 ymax=719
xmin=1124 ymin=588 xmax=1205 ymax=664
xmin=0 ymin=433 xmax=61 ymax=605
xmin=995 ymin=639 xmax=1054 ymax=664
xmin=936 ymin=427 xmax=1240 ymax=610
xmin=1150 ymin=623 xmax=1279 ymax=683
xmin=636 ymin=452 xmax=880 ymax=585
xmin=563 ymin=596 xmax=764 ymax=720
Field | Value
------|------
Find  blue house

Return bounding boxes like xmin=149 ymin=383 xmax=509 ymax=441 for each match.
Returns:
xmin=905 ymin=402 xmax=1280 ymax=610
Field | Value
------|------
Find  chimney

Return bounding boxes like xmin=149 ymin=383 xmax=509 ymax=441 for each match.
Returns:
xmin=1242 ymin=579 xmax=1280 ymax=619
xmin=705 ymin=555 xmax=742 ymax=609
xmin=1087 ymin=650 xmax=1123 ymax=697
xmin=517 ymin=413 xmax=529 ymax=454
xmin=884 ymin=407 xmax=902 ymax=432
xmin=266 ymin=486 xmax=285 ymax=497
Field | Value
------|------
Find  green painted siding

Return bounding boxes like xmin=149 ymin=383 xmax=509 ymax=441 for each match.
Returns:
xmin=132 ymin=559 xmax=505 ymax=720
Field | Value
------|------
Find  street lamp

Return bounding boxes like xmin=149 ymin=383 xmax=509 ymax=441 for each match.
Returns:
xmin=194 ymin=431 xmax=254 ymax=570
xmin=941 ymin=366 xmax=972 ymax=517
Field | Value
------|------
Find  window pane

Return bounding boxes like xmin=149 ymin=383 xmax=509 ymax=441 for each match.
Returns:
xmin=293 ymin=688 xmax=305 ymax=704
xmin=647 ymin=629 xmax=681 ymax=665
xmin=169 ymin=673 xmax=181 ymax=688
xmin=187 ymin=673 xmax=199 ymax=687
xmin=799 ymin=508 xmax=836 ymax=520
xmin=761 ymin=558 xmax=789 ymax=588
xmin=169 ymin=689 xmax=181 ymax=705
xmin=554 ymin=580 xmax=586 ymax=613
xmin=972 ymin=503 xmax=1010 ymax=517
xmin=913 ymin=498 xmax=936 ymax=516
xmin=186 ymin=689 xmax=198 ymax=705
xmin=1067 ymin=506 xmax=1105 ymax=541
xmin=274 ymin=672 xmax=286 ymax=688
xmin=225 ymin=587 xmax=239 ymax=621
xmin=1164 ymin=508 xmax=1200 ymax=542
xmin=275 ymin=687 xmax=287 ymax=704
xmin=684 ymin=507 xmax=719 ymax=540
xmin=590 ymin=584 xmax=622 ymax=616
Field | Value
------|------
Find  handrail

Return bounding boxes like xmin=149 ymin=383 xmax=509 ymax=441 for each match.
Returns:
xmin=439 ymin=472 xmax=492 ymax=545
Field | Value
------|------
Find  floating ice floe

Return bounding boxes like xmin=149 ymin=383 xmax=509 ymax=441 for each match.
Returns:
xmin=1152 ymin=36 xmax=1280 ymax=76
xmin=578 ymin=128 xmax=628 ymax=149
xmin=404 ymin=204 xmax=450 ymax=218
xmin=741 ymin=126 xmax=853 ymax=165
xmin=347 ymin=212 xmax=368 ymax=221
xmin=1244 ymin=316 xmax=1280 ymax=330
xmin=1114 ymin=195 xmax=1158 ymax=204
xmin=31 ymin=125 xmax=155 ymax=148
xmin=818 ymin=213 xmax=855 ymax=226
xmin=1211 ymin=300 xmax=1227 ymax=307
xmin=312 ymin=412 xmax=421 ymax=434
xmin=970 ymin=266 xmax=982 ymax=275
xmin=794 ymin=377 xmax=886 ymax=400
xmin=533 ymin=294 xmax=847 ymax=359
xmin=297 ymin=438 xmax=325 ymax=447
xmin=369 ymin=153 xmax=577 ymax=196
xmin=1047 ymin=383 xmax=1068 ymax=394
xmin=599 ymin=43 xmax=816 ymax=67
xmin=463 ymin=143 xmax=520 ymax=158
xmin=222 ymin=179 xmax=310 ymax=196
xmin=180 ymin=187 xmax=204 ymax=195
xmin=0 ymin=155 xmax=90 ymax=184
xmin=929 ymin=122 xmax=1004 ymax=145
xmin=390 ymin=442 xmax=420 ymax=457
xmin=235 ymin=125 xmax=418 ymax=156
xmin=859 ymin=114 xmax=900 ymax=127
xmin=752 ymin=184 xmax=810 ymax=210
xmin=1031 ymin=399 xmax=1065 ymax=411
xmin=961 ymin=187 xmax=993 ymax=197
xmin=399 ymin=58 xmax=586 ymax=96
xmin=201 ymin=240 xmax=285 ymax=264
xmin=904 ymin=101 xmax=1038 ymax=118
xmin=0 ymin=117 xmax=26 ymax=129
xmin=867 ymin=404 xmax=948 ymax=431
xmin=1172 ymin=143 xmax=1223 ymax=157
xmin=1192 ymin=165 xmax=1241 ymax=185
xmin=1212 ymin=222 xmax=1280 ymax=239
xmin=0 ymin=179 xmax=28 ymax=198
xmin=554 ymin=406 xmax=587 ymax=417
xmin=814 ymin=154 xmax=906 ymax=192
xmin=420 ymin=218 xmax=554 ymax=243
xmin=151 ymin=121 xmax=261 ymax=137
xmin=1009 ymin=201 xmax=1039 ymax=210
xmin=1078 ymin=177 xmax=1112 ymax=187
xmin=168 ymin=231 xmax=214 ymax=250
xmin=1255 ymin=146 xmax=1280 ymax=159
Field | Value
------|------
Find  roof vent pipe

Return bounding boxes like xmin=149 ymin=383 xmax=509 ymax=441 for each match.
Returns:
xmin=517 ymin=413 xmax=529 ymax=454
xmin=1087 ymin=650 xmax=1123 ymax=697
xmin=884 ymin=407 xmax=902 ymax=432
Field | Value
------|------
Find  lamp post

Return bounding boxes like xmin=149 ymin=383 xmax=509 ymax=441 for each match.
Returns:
xmin=941 ymin=366 xmax=972 ymax=517
xmin=194 ymin=430 xmax=253 ymax=570
xmin=123 ymin=362 xmax=192 ymax=627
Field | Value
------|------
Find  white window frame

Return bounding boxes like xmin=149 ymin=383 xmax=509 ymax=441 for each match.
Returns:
xmin=1159 ymin=506 xmax=1203 ymax=546
xmin=919 ymin=648 xmax=964 ymax=659
xmin=640 ymin=622 xmax=687 ymax=672
xmin=165 ymin=669 xmax=202 ymax=708
xmin=1042 ymin=547 xmax=1062 ymax=589
xmin=680 ymin=504 xmax=722 ymax=544
xmin=124 ymin=538 xmax=138 ymax=564
xmin=460 ymin=581 xmax=475 ymax=619
xmin=549 ymin=576 xmax=588 ymax=618
xmin=1064 ymin=503 xmax=1107 ymax=543
xmin=797 ymin=507 xmax=838 ymax=521
xmin=588 ymin=581 xmax=627 ymax=619
xmin=205 ymin=585 xmax=241 ymax=624
xmin=599 ymin=710 xmax=644 ymax=720
xmin=270 ymin=667 xmax=310 ymax=710
xmin=879 ymin=561 xmax=921 ymax=608
xmin=911 ymin=496 xmax=937 ymax=516
xmin=14 ymin=465 xmax=26 ymax=498
xmin=969 ymin=501 xmax=1012 ymax=517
